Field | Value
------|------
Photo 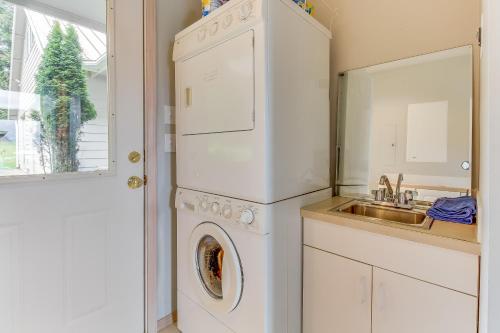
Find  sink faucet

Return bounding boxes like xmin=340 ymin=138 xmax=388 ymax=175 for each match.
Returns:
xmin=395 ymin=173 xmax=404 ymax=200
xmin=378 ymin=175 xmax=394 ymax=198
xmin=374 ymin=173 xmax=417 ymax=209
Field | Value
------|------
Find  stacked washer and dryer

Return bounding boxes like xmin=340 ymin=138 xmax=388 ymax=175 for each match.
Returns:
xmin=173 ymin=0 xmax=331 ymax=332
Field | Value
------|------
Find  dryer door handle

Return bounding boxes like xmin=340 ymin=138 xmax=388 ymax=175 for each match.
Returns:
xmin=186 ymin=87 xmax=192 ymax=107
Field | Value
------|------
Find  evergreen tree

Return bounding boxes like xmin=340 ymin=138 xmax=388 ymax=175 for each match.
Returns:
xmin=63 ymin=26 xmax=96 ymax=122
xmin=0 ymin=1 xmax=13 ymax=120
xmin=35 ymin=23 xmax=96 ymax=173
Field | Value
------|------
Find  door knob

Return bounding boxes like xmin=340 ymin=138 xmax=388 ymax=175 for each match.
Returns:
xmin=128 ymin=151 xmax=142 ymax=163
xmin=128 ymin=176 xmax=144 ymax=189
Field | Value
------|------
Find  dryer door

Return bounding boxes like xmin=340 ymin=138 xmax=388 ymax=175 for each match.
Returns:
xmin=177 ymin=30 xmax=255 ymax=135
xmin=190 ymin=222 xmax=243 ymax=313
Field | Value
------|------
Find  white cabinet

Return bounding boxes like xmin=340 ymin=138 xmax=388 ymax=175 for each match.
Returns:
xmin=372 ymin=268 xmax=477 ymax=333
xmin=303 ymin=246 xmax=372 ymax=333
xmin=302 ymin=218 xmax=479 ymax=333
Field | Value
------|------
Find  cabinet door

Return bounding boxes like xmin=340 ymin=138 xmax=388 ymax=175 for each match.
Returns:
xmin=372 ymin=268 xmax=477 ymax=333
xmin=303 ymin=246 xmax=372 ymax=333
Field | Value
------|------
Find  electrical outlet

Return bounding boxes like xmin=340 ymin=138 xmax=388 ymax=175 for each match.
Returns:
xmin=165 ymin=134 xmax=176 ymax=153
xmin=164 ymin=105 xmax=175 ymax=125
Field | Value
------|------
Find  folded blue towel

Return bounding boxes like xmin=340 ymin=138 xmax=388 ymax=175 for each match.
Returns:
xmin=427 ymin=196 xmax=477 ymax=225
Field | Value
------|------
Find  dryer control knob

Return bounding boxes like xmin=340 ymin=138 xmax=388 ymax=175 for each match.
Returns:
xmin=200 ymin=199 xmax=209 ymax=211
xmin=209 ymin=21 xmax=219 ymax=35
xmin=239 ymin=2 xmax=253 ymax=20
xmin=211 ymin=202 xmax=220 ymax=214
xmin=239 ymin=209 xmax=255 ymax=225
xmin=197 ymin=28 xmax=207 ymax=41
xmin=222 ymin=14 xmax=233 ymax=28
xmin=222 ymin=205 xmax=232 ymax=219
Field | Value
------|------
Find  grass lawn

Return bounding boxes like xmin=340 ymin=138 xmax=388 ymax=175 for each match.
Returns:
xmin=0 ymin=141 xmax=16 ymax=169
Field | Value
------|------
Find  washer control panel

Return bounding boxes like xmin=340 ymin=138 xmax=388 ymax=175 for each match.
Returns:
xmin=176 ymin=188 xmax=266 ymax=234
xmin=196 ymin=194 xmax=258 ymax=226
xmin=173 ymin=0 xmax=260 ymax=61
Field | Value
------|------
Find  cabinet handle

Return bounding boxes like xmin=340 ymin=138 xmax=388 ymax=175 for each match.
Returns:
xmin=186 ymin=87 xmax=192 ymax=107
xmin=377 ymin=282 xmax=386 ymax=311
xmin=360 ymin=276 xmax=369 ymax=304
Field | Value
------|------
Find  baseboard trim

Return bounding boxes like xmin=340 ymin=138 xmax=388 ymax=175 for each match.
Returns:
xmin=157 ymin=312 xmax=177 ymax=331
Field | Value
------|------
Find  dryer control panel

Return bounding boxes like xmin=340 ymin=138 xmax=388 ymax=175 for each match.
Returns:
xmin=173 ymin=0 xmax=261 ymax=61
xmin=175 ymin=188 xmax=269 ymax=235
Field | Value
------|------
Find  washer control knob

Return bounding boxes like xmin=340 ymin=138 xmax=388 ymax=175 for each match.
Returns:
xmin=211 ymin=202 xmax=220 ymax=214
xmin=239 ymin=209 xmax=255 ymax=225
xmin=200 ymin=199 xmax=209 ymax=211
xmin=222 ymin=205 xmax=232 ymax=219
xmin=240 ymin=2 xmax=253 ymax=20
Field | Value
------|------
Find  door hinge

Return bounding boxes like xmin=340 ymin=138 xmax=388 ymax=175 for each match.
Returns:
xmin=144 ymin=175 xmax=148 ymax=186
xmin=477 ymin=27 xmax=482 ymax=46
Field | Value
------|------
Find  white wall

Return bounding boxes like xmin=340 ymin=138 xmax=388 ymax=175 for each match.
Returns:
xmin=156 ymin=0 xmax=199 ymax=320
xmin=479 ymin=0 xmax=500 ymax=331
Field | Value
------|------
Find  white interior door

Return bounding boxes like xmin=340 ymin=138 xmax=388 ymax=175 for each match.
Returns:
xmin=0 ymin=0 xmax=145 ymax=332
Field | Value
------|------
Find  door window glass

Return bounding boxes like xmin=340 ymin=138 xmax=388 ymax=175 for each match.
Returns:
xmin=0 ymin=0 xmax=109 ymax=177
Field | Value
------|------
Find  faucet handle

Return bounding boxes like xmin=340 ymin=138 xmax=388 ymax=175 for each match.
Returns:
xmin=404 ymin=190 xmax=418 ymax=202
xmin=372 ymin=189 xmax=386 ymax=201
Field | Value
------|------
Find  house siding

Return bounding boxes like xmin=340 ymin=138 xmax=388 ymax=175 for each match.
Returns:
xmin=15 ymin=11 xmax=109 ymax=174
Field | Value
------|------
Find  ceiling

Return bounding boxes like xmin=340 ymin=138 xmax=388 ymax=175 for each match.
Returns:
xmin=8 ymin=0 xmax=106 ymax=30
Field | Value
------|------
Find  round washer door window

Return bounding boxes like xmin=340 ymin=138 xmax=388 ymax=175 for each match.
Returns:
xmin=197 ymin=234 xmax=224 ymax=299
xmin=190 ymin=222 xmax=243 ymax=313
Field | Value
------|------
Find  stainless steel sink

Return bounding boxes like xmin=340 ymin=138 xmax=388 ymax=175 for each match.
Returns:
xmin=332 ymin=200 xmax=433 ymax=229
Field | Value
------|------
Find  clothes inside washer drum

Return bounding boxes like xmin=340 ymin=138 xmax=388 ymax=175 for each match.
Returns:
xmin=198 ymin=235 xmax=225 ymax=299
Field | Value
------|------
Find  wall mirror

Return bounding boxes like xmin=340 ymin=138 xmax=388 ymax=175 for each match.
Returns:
xmin=336 ymin=46 xmax=473 ymax=201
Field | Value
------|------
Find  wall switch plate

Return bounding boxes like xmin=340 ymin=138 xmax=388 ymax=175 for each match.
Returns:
xmin=164 ymin=105 xmax=175 ymax=125
xmin=165 ymin=134 xmax=176 ymax=153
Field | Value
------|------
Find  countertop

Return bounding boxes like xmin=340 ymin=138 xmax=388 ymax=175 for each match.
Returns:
xmin=301 ymin=196 xmax=480 ymax=255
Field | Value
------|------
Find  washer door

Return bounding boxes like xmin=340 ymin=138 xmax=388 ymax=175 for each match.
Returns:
xmin=190 ymin=222 xmax=243 ymax=313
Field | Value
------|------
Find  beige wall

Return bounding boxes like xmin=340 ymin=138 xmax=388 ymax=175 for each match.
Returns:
xmin=156 ymin=0 xmax=199 ymax=319
xmin=308 ymin=0 xmax=481 ymax=191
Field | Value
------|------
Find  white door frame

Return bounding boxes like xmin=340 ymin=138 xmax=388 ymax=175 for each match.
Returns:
xmin=144 ymin=0 xmax=158 ymax=332
xmin=479 ymin=0 xmax=500 ymax=332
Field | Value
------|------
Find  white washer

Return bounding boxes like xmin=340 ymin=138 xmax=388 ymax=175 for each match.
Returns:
xmin=173 ymin=0 xmax=332 ymax=204
xmin=176 ymin=187 xmax=331 ymax=333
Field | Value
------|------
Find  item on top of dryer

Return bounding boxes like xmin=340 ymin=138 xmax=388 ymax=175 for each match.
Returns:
xmin=293 ymin=0 xmax=314 ymax=15
xmin=202 ymin=0 xmax=212 ymax=16
xmin=202 ymin=0 xmax=231 ymax=17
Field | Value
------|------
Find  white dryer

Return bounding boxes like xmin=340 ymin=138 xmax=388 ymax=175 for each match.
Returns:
xmin=176 ymin=187 xmax=331 ymax=333
xmin=173 ymin=0 xmax=332 ymax=204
